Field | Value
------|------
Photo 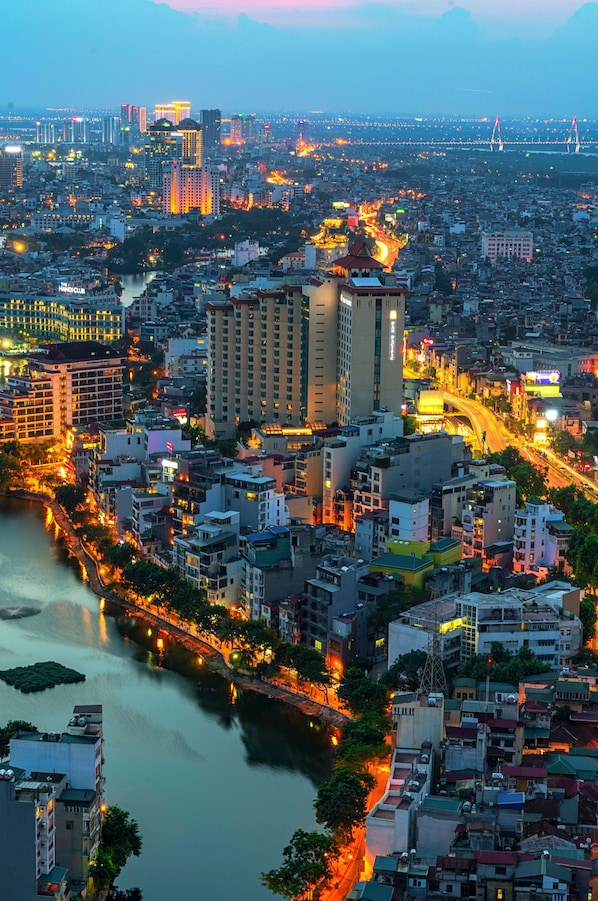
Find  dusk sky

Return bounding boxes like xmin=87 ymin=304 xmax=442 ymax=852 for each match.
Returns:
xmin=4 ymin=0 xmax=597 ymax=115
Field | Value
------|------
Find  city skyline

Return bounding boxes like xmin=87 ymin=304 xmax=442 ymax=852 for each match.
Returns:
xmin=1 ymin=0 xmax=596 ymax=115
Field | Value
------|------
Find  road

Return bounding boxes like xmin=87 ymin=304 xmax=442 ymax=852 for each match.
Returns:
xmin=441 ymin=390 xmax=598 ymax=496
xmin=442 ymin=391 xmax=508 ymax=454
xmin=360 ymin=214 xmax=402 ymax=269
xmin=320 ymin=763 xmax=390 ymax=901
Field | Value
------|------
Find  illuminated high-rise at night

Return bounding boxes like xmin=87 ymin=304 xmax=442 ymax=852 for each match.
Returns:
xmin=176 ymin=118 xmax=203 ymax=166
xmin=297 ymin=118 xmax=308 ymax=144
xmin=144 ymin=119 xmax=181 ymax=190
xmin=63 ymin=117 xmax=90 ymax=143
xmin=163 ymin=162 xmax=219 ymax=216
xmin=0 ymin=145 xmax=23 ymax=191
xmin=35 ymin=121 xmax=56 ymax=144
xmin=120 ymin=104 xmax=147 ymax=132
xmin=230 ymin=113 xmax=255 ymax=144
xmin=154 ymin=100 xmax=191 ymax=126
xmin=102 ymin=116 xmax=121 ymax=145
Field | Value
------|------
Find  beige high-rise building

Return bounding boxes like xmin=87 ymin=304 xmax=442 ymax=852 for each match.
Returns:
xmin=206 ymin=241 xmax=405 ymax=438
xmin=206 ymin=286 xmax=304 ymax=439
xmin=336 ymin=279 xmax=404 ymax=425
xmin=302 ymin=275 xmax=339 ymax=424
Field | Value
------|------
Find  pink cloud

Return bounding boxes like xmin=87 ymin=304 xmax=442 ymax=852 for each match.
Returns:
xmin=150 ymin=0 xmax=587 ymax=30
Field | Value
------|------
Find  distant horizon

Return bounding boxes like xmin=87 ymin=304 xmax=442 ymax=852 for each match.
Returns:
xmin=1 ymin=110 xmax=596 ymax=122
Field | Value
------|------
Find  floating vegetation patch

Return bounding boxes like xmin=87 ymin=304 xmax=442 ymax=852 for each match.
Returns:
xmin=0 ymin=606 xmax=42 ymax=620
xmin=0 ymin=661 xmax=85 ymax=693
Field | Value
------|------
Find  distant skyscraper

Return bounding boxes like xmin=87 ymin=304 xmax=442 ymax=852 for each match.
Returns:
xmin=199 ymin=166 xmax=220 ymax=217
xmin=0 ymin=145 xmax=23 ymax=192
xmin=35 ymin=122 xmax=56 ymax=144
xmin=154 ymin=101 xmax=191 ymax=126
xmin=120 ymin=104 xmax=146 ymax=132
xmin=200 ymin=109 xmax=221 ymax=152
xmin=230 ymin=113 xmax=255 ymax=144
xmin=144 ymin=119 xmax=181 ymax=191
xmin=63 ymin=117 xmax=90 ymax=144
xmin=176 ymin=118 xmax=202 ymax=166
xmin=297 ymin=118 xmax=308 ymax=144
xmin=102 ymin=116 xmax=121 ymax=145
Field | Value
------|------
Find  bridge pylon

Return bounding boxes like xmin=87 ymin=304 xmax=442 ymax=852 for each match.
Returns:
xmin=490 ymin=116 xmax=504 ymax=151
xmin=567 ymin=116 xmax=581 ymax=154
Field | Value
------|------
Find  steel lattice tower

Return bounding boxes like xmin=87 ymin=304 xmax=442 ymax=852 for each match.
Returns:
xmin=419 ymin=609 xmax=448 ymax=696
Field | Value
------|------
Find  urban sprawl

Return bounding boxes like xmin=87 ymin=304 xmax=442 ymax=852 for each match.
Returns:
xmin=1 ymin=103 xmax=598 ymax=901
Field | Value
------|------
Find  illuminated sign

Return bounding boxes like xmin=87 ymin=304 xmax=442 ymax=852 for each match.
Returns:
xmin=4 ymin=145 xmax=22 ymax=154
xmin=526 ymin=370 xmax=560 ymax=385
xmin=389 ymin=310 xmax=397 ymax=361
xmin=166 ymin=441 xmax=174 ymax=452
xmin=59 ymin=282 xmax=86 ymax=296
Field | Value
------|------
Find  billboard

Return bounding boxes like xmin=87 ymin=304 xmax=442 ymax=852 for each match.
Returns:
xmin=526 ymin=370 xmax=560 ymax=385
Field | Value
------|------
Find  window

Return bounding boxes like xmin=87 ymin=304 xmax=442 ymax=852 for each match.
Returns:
xmin=496 ymin=890 xmax=504 ymax=900
xmin=66 ymin=821 xmax=74 ymax=831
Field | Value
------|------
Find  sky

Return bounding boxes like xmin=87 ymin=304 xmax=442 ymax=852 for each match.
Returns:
xmin=2 ymin=0 xmax=597 ymax=116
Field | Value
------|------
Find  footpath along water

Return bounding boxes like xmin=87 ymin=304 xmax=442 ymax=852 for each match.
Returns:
xmin=0 ymin=496 xmax=334 ymax=900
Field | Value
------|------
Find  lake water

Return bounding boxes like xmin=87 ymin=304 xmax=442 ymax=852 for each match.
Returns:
xmin=0 ymin=497 xmax=333 ymax=899
xmin=118 ymin=272 xmax=158 ymax=309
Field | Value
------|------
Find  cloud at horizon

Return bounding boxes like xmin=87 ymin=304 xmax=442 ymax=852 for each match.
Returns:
xmin=153 ymin=0 xmax=587 ymax=32
xmin=1 ymin=0 xmax=596 ymax=117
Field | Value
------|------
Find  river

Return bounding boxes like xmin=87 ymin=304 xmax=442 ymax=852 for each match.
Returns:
xmin=0 ymin=498 xmax=334 ymax=899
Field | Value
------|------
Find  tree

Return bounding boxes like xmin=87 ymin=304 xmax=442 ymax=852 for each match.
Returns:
xmin=580 ymin=595 xmax=598 ymax=643
xmin=487 ymin=448 xmax=547 ymax=502
xmin=403 ymin=414 xmax=417 ymax=436
xmin=380 ymin=649 xmax=427 ymax=691
xmin=90 ymin=848 xmax=118 ymax=889
xmin=457 ymin=643 xmax=550 ymax=684
xmin=337 ymin=668 xmax=388 ymax=717
xmin=100 ymin=805 xmax=142 ymax=875
xmin=581 ymin=429 xmax=598 ymax=457
xmin=567 ymin=531 xmax=598 ymax=592
xmin=0 ymin=720 xmax=36 ymax=757
xmin=54 ymin=484 xmax=86 ymax=515
xmin=102 ymin=542 xmax=137 ymax=570
xmin=107 ymin=890 xmax=143 ymax=901
xmin=337 ymin=713 xmax=388 ymax=768
xmin=261 ymin=829 xmax=338 ymax=901
xmin=0 ymin=452 xmax=21 ymax=491
xmin=550 ymin=430 xmax=577 ymax=456
xmin=315 ymin=766 xmax=375 ymax=841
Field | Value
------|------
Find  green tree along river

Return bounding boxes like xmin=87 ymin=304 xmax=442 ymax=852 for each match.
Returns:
xmin=0 ymin=498 xmax=334 ymax=899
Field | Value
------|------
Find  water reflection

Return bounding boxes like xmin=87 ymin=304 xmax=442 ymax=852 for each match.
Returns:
xmin=0 ymin=497 xmax=333 ymax=900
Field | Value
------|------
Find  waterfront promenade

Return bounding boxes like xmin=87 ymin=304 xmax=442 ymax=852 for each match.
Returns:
xmin=9 ymin=489 xmax=349 ymax=729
